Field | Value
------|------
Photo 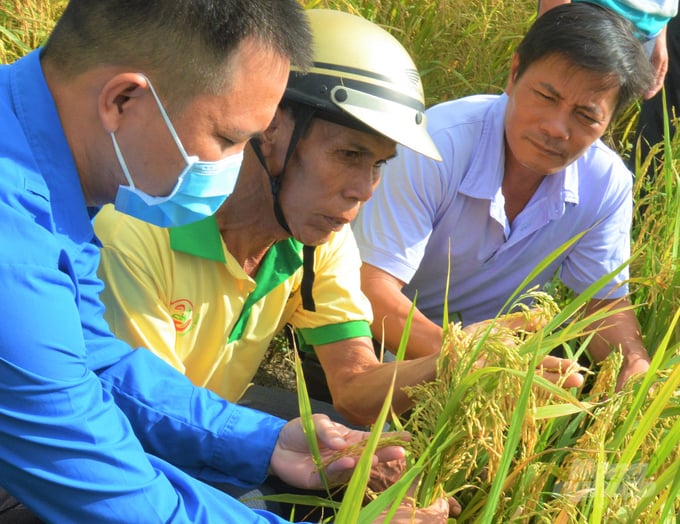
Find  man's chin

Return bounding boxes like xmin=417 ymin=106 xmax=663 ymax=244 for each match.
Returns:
xmin=296 ymin=233 xmax=331 ymax=247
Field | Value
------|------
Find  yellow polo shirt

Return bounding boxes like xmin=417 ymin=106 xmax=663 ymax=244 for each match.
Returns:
xmin=94 ymin=204 xmax=373 ymax=402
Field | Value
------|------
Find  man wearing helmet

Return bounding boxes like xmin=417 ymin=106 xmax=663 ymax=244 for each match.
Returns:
xmin=94 ymin=9 xmax=583 ymax=430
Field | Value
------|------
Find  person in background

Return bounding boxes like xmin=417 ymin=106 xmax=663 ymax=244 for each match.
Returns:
xmin=0 ymin=1 xmax=438 ymax=522
xmin=353 ymin=3 xmax=654 ymax=393
xmin=629 ymin=13 xmax=680 ymax=178
xmin=94 ymin=9 xmax=584 ymax=437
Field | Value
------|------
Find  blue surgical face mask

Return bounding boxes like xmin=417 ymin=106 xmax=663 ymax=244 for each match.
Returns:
xmin=111 ymin=75 xmax=243 ymax=227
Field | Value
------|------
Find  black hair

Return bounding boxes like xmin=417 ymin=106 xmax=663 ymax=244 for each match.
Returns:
xmin=42 ymin=0 xmax=312 ymax=109
xmin=516 ymin=2 xmax=654 ymax=115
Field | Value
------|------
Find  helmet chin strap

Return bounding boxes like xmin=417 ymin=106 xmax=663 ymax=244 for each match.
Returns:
xmin=250 ymin=105 xmax=317 ymax=311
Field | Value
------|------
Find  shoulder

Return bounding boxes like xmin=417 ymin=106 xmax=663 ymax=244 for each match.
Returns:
xmin=424 ymin=94 xmax=504 ymax=162
xmin=94 ymin=204 xmax=171 ymax=254
xmin=426 ymin=94 xmax=500 ymax=135
xmin=573 ymin=140 xmax=633 ymax=206
xmin=580 ymin=140 xmax=632 ymax=182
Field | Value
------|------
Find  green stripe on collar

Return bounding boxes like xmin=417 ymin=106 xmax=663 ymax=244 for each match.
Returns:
xmin=228 ymin=237 xmax=304 ymax=342
xmin=170 ymin=216 xmax=306 ymax=342
xmin=169 ymin=215 xmax=226 ymax=263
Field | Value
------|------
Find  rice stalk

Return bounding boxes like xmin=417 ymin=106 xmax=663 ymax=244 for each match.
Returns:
xmin=0 ymin=0 xmax=64 ymax=63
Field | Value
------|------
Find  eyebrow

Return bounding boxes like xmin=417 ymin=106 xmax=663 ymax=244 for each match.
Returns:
xmin=538 ymin=82 xmax=604 ymax=119
xmin=346 ymin=140 xmax=398 ymax=161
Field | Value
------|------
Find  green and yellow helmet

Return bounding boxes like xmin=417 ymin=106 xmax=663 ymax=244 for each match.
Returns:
xmin=284 ymin=9 xmax=441 ymax=161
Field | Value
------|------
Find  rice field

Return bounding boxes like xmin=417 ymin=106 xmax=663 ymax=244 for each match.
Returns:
xmin=2 ymin=0 xmax=679 ymax=522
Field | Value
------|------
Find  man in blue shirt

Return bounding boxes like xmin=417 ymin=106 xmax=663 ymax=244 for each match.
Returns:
xmin=0 ymin=2 xmax=428 ymax=522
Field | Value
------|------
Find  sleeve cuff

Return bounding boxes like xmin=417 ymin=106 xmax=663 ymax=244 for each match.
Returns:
xmin=213 ymin=404 xmax=286 ymax=486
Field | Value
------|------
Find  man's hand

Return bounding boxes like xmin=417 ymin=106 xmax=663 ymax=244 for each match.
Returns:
xmin=376 ymin=496 xmax=451 ymax=523
xmin=617 ymin=354 xmax=651 ymax=391
xmin=583 ymin=298 xmax=651 ymax=392
xmin=269 ymin=414 xmax=407 ymax=490
xmin=646 ymin=27 xmax=669 ymax=99
xmin=537 ymin=354 xmax=585 ymax=388
xmin=369 ymin=460 xmax=462 ymax=520
xmin=462 ymin=309 xmax=585 ymax=389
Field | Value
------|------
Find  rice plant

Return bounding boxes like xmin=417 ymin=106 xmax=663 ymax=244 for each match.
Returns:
xmin=0 ymin=0 xmax=64 ymax=63
xmin=383 ymin=295 xmax=680 ymax=523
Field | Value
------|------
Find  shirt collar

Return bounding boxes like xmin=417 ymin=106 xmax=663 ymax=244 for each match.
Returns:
xmin=458 ymin=94 xmax=508 ymax=199
xmin=11 ymin=49 xmax=92 ymax=241
xmin=169 ymin=215 xmax=304 ymax=273
xmin=170 ymin=216 xmax=306 ymax=343
xmin=170 ymin=215 xmax=228 ymax=262
xmin=458 ymin=93 xmax=579 ymax=206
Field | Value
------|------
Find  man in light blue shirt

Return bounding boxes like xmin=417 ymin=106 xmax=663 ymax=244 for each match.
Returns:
xmin=354 ymin=3 xmax=654 ymax=392
xmin=0 ymin=2 xmax=418 ymax=522
xmin=357 ymin=94 xmax=631 ymax=327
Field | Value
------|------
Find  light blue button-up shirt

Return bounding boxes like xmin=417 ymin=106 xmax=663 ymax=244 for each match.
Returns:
xmin=354 ymin=94 xmax=632 ymax=326
xmin=0 ymin=49 xmax=302 ymax=523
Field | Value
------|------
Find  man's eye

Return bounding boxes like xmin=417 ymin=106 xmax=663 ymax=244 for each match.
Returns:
xmin=342 ymin=150 xmax=361 ymax=159
xmin=577 ymin=112 xmax=600 ymax=125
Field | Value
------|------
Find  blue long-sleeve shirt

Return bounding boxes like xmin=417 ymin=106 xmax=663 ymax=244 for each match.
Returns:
xmin=0 ymin=49 xmax=301 ymax=523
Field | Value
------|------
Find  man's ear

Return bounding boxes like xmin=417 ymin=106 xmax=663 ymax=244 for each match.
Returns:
xmin=98 ymin=73 xmax=150 ymax=133
xmin=506 ymin=53 xmax=521 ymax=93
xmin=260 ymin=106 xmax=295 ymax=162
xmin=255 ymin=105 xmax=297 ymax=178
xmin=259 ymin=106 xmax=285 ymax=158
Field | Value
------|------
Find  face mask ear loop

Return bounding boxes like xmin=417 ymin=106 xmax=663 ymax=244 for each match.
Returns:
xmin=140 ymin=74 xmax=191 ymax=163
xmin=111 ymin=131 xmax=136 ymax=188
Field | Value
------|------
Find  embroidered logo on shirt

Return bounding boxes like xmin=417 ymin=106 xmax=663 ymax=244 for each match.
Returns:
xmin=171 ymin=299 xmax=194 ymax=332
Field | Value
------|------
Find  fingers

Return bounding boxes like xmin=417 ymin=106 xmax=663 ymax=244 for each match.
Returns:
xmin=375 ymin=496 xmax=449 ymax=524
xmin=540 ymin=368 xmax=584 ymax=388
xmin=323 ymin=455 xmax=359 ymax=484
xmin=538 ymin=356 xmax=585 ymax=388
xmin=539 ymin=355 xmax=576 ymax=371
xmin=645 ymin=39 xmax=668 ymax=99
xmin=374 ymin=445 xmax=406 ymax=463
xmin=644 ymin=74 xmax=666 ymax=99
xmin=615 ymin=358 xmax=650 ymax=391
xmin=372 ymin=431 xmax=409 ymax=463
xmin=311 ymin=413 xmax=355 ymax=450
xmin=447 ymin=496 xmax=462 ymax=517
